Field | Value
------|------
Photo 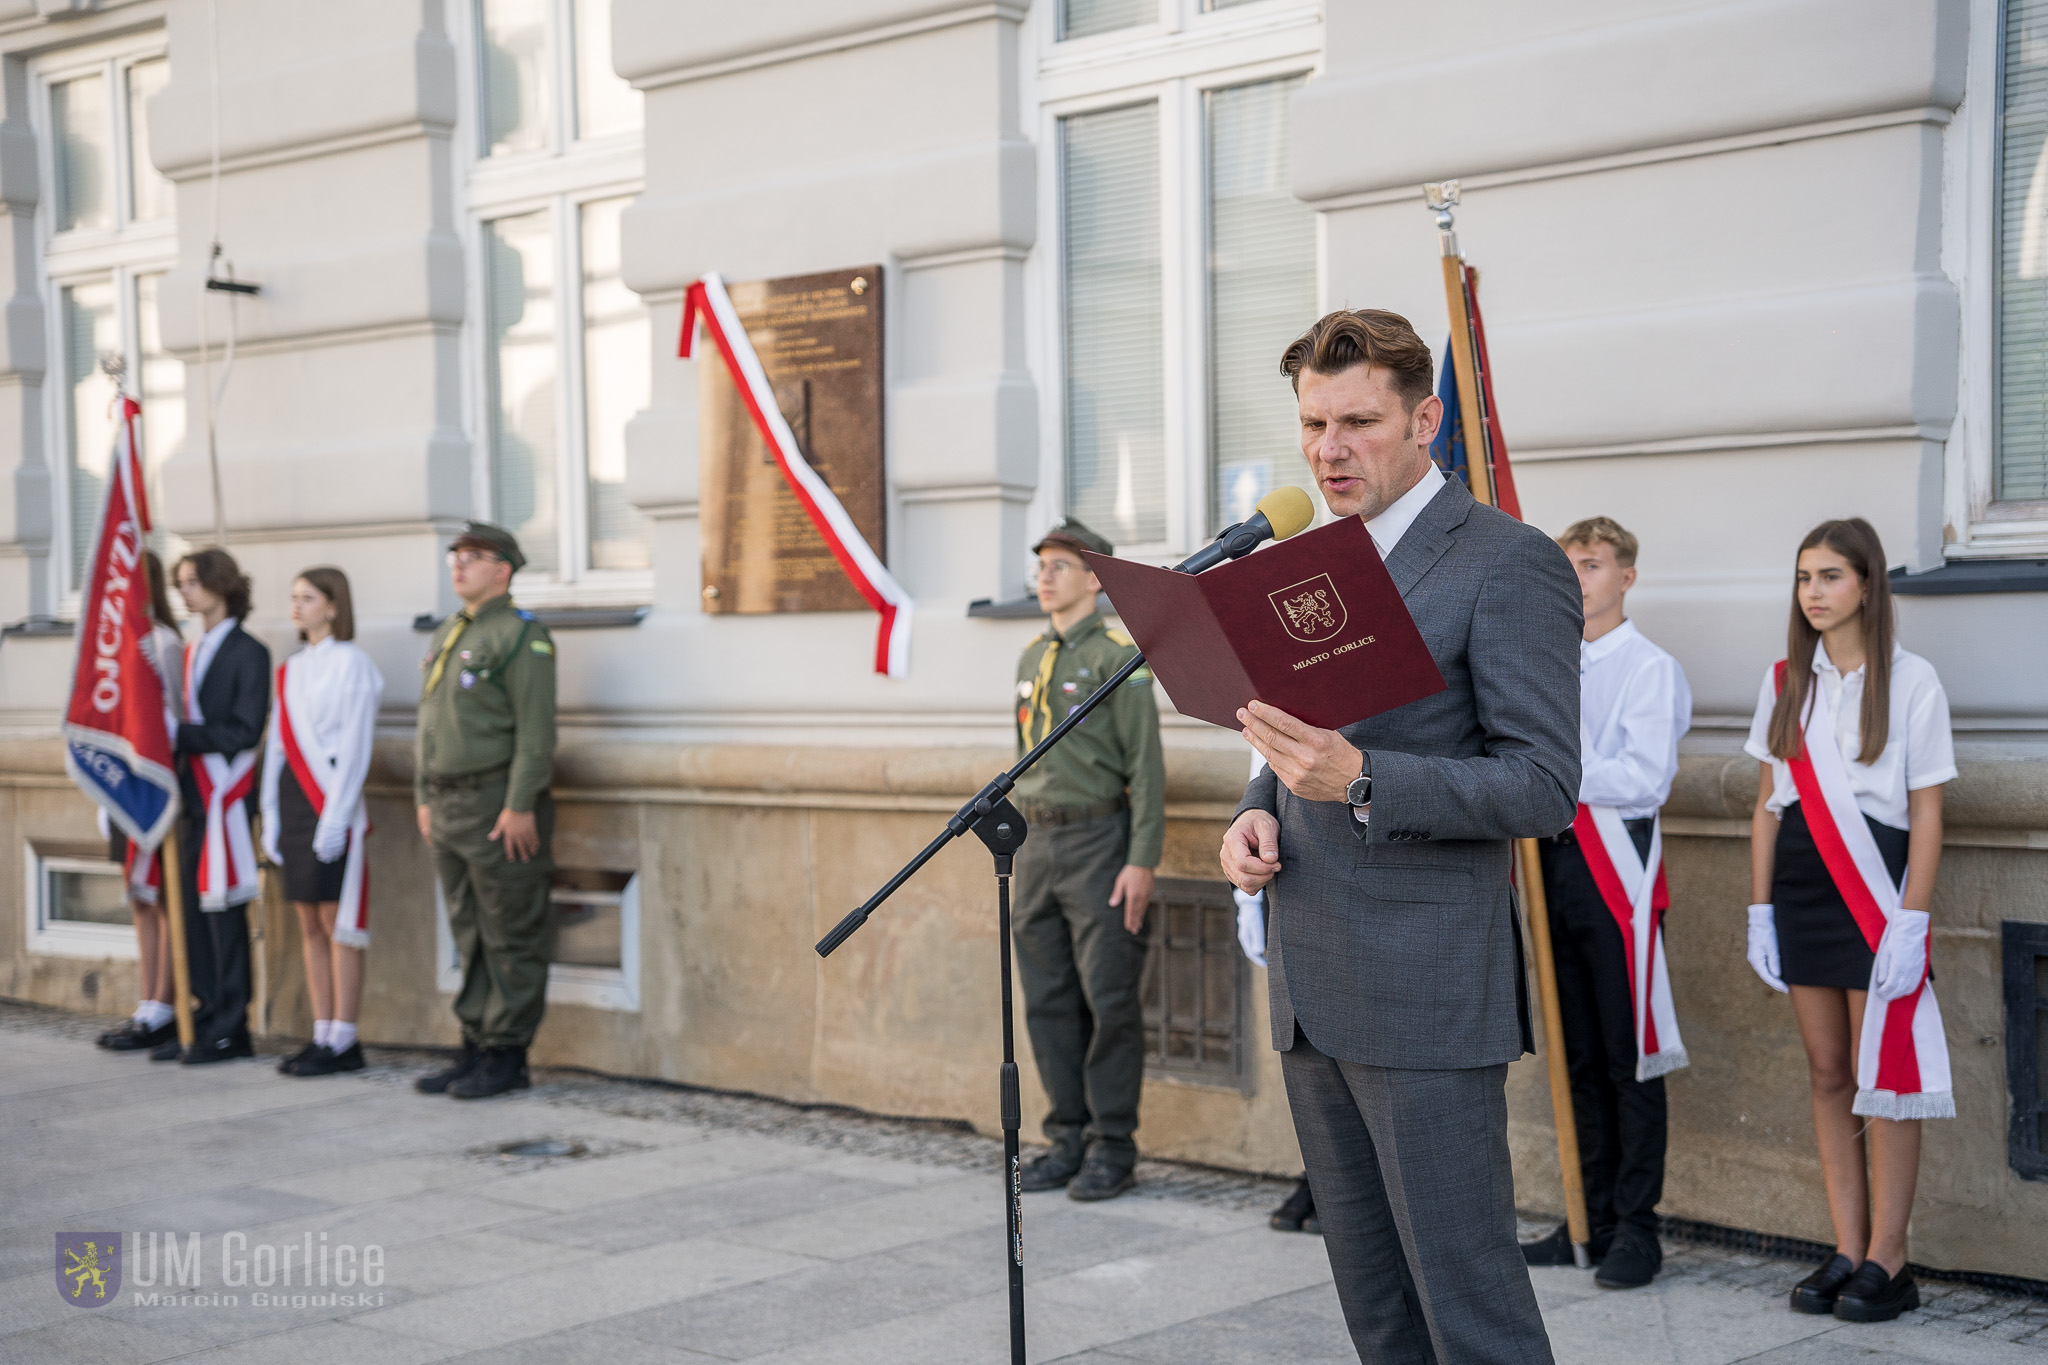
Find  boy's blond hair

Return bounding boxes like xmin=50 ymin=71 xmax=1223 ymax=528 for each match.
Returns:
xmin=1557 ymin=516 xmax=1638 ymax=569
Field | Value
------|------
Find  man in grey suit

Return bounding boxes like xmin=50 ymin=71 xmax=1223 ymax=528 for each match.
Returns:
xmin=1221 ymin=309 xmax=1580 ymax=1363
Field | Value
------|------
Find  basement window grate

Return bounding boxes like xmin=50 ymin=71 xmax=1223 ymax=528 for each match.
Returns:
xmin=2005 ymin=920 xmax=2048 ymax=1182
xmin=1139 ymin=878 xmax=1247 ymax=1088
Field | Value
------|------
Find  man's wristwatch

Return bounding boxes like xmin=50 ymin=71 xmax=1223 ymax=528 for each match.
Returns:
xmin=1346 ymin=752 xmax=1373 ymax=808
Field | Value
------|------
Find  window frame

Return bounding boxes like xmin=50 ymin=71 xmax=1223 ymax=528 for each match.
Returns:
xmin=1951 ymin=0 xmax=2048 ymax=559
xmin=1026 ymin=0 xmax=1322 ymax=564
xmin=455 ymin=0 xmax=651 ymax=606
xmin=433 ymin=870 xmax=642 ymax=1011
xmin=31 ymin=34 xmax=180 ymax=609
xmin=23 ymin=843 xmax=137 ymax=962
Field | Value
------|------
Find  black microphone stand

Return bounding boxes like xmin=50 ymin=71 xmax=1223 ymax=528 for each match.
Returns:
xmin=814 ymin=520 xmax=1259 ymax=1365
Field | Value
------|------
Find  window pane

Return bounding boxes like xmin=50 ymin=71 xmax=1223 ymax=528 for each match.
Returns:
xmin=49 ymin=866 xmax=129 ymax=925
xmin=127 ymin=59 xmax=174 ymax=222
xmin=51 ymin=74 xmax=112 ymax=232
xmin=574 ymin=0 xmax=640 ymax=139
xmin=581 ymin=196 xmax=651 ymax=571
xmin=64 ymin=279 xmax=120 ymax=582
xmin=481 ymin=0 xmax=553 ymax=156
xmin=1208 ymin=77 xmax=1316 ymax=533
xmin=1204 ymin=0 xmax=1263 ymax=8
xmin=1062 ymin=0 xmax=1155 ymax=39
xmin=485 ymin=210 xmax=560 ymax=576
xmin=2004 ymin=0 xmax=2048 ymax=502
xmin=1063 ymin=102 xmax=1165 ymax=547
xmin=136 ymin=273 xmax=186 ymax=504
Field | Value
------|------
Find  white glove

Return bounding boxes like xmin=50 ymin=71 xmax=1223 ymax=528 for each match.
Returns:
xmin=261 ymin=831 xmax=282 ymax=866
xmin=311 ymin=822 xmax=349 ymax=864
xmin=97 ymin=806 xmax=112 ymax=841
xmin=1871 ymin=909 xmax=1930 ymax=1002
xmin=1746 ymin=904 xmax=1788 ymax=993
xmin=1234 ymin=888 xmax=1267 ymax=968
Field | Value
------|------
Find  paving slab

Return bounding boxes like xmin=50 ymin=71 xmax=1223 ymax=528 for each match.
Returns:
xmin=2 ymin=1001 xmax=2043 ymax=1365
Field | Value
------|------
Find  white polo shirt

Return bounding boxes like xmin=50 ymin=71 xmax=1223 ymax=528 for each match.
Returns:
xmin=1579 ymin=619 xmax=1691 ymax=819
xmin=1743 ymin=640 xmax=1956 ymax=831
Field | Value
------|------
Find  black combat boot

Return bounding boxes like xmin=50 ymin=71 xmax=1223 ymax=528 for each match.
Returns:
xmin=415 ymin=1042 xmax=483 ymax=1094
xmin=448 ymin=1046 xmax=530 ymax=1099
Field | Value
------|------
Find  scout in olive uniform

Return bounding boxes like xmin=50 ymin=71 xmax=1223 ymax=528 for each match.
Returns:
xmin=1012 ymin=516 xmax=1166 ymax=1202
xmin=412 ymin=522 xmax=558 ymax=1100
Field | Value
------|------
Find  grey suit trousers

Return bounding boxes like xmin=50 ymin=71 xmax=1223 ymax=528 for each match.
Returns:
xmin=1282 ymin=1026 xmax=1553 ymax=1364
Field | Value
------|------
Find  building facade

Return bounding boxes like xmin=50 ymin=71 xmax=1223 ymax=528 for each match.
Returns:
xmin=2 ymin=0 xmax=2044 ymax=1280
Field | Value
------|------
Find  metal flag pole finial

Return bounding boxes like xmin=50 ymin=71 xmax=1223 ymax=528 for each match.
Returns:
xmin=1424 ymin=180 xmax=1462 ymax=259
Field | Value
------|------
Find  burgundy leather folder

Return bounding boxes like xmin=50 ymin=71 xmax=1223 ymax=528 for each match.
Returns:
xmin=1082 ymin=517 xmax=1446 ymax=732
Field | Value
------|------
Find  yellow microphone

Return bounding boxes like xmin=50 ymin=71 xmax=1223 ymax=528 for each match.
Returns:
xmin=1174 ymin=486 xmax=1316 ymax=574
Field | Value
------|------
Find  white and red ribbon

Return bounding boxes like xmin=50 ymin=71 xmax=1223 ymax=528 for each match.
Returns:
xmin=184 ymin=644 xmax=259 ymax=911
xmin=1571 ymin=803 xmax=1688 ymax=1080
xmin=679 ymin=272 xmax=913 ymax=678
xmin=276 ymin=660 xmax=372 ymax=945
xmin=1776 ymin=661 xmax=1953 ymax=1119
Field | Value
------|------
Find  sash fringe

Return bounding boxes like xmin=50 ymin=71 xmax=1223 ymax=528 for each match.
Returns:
xmin=1854 ymin=1088 xmax=1956 ymax=1121
xmin=1637 ymin=1046 xmax=1690 ymax=1082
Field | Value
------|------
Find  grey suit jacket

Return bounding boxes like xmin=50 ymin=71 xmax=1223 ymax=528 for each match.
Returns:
xmin=1237 ymin=476 xmax=1581 ymax=1070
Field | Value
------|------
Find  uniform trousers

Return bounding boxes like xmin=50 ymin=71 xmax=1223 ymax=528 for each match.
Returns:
xmin=177 ymin=812 xmax=252 ymax=1045
xmin=1283 ymin=1025 xmax=1554 ymax=1365
xmin=429 ymin=776 xmax=555 ymax=1049
xmin=1010 ymin=809 xmax=1148 ymax=1172
xmin=1538 ymin=822 xmax=1665 ymax=1245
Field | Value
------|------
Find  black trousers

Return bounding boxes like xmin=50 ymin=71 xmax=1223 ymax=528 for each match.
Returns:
xmin=178 ymin=814 xmax=252 ymax=1044
xmin=1538 ymin=823 xmax=1665 ymax=1243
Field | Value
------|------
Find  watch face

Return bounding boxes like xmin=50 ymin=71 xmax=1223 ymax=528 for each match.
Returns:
xmin=1348 ymin=775 xmax=1372 ymax=805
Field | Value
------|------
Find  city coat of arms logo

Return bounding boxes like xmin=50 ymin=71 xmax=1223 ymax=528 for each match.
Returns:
xmin=55 ymin=1233 xmax=121 ymax=1307
xmin=1268 ymin=574 xmax=1347 ymax=644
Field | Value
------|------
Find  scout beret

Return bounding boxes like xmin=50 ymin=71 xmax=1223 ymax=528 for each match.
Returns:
xmin=1032 ymin=516 xmax=1113 ymax=558
xmin=451 ymin=521 xmax=526 ymax=572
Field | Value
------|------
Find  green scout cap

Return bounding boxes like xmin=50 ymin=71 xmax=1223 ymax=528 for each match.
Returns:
xmin=1032 ymin=516 xmax=1113 ymax=558
xmin=451 ymin=521 xmax=526 ymax=572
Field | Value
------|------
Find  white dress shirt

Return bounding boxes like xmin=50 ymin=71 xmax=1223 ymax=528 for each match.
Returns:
xmin=260 ymin=636 xmax=386 ymax=857
xmin=1743 ymin=640 xmax=1956 ymax=830
xmin=1578 ymin=619 xmax=1691 ymax=818
xmin=184 ymin=616 xmax=238 ymax=720
xmin=1364 ymin=463 xmax=1446 ymax=561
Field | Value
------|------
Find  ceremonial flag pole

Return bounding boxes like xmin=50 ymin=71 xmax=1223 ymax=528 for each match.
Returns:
xmin=62 ymin=379 xmax=196 ymax=1046
xmin=1425 ymin=181 xmax=1591 ymax=1270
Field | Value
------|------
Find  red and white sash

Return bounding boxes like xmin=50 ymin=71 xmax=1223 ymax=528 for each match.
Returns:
xmin=185 ymin=643 xmax=258 ymax=910
xmin=1571 ymin=804 xmax=1688 ymax=1080
xmin=1776 ymin=661 xmax=1953 ymax=1120
xmin=275 ymin=660 xmax=372 ymax=945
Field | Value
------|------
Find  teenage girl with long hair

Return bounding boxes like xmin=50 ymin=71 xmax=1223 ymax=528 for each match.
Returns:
xmin=1743 ymin=518 xmax=1955 ymax=1323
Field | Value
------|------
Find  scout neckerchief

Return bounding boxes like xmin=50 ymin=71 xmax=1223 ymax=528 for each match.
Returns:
xmin=275 ymin=655 xmax=372 ymax=946
xmin=423 ymin=613 xmax=471 ymax=696
xmin=1775 ymin=659 xmax=1954 ymax=1119
xmin=1570 ymin=804 xmax=1687 ymax=1081
xmin=1023 ymin=623 xmax=1075 ymax=748
xmin=184 ymin=637 xmax=259 ymax=911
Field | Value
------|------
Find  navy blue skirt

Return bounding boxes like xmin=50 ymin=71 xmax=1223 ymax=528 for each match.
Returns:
xmin=1771 ymin=800 xmax=1908 ymax=990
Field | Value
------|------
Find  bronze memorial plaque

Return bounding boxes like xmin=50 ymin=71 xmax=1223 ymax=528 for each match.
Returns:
xmin=699 ymin=266 xmax=885 ymax=615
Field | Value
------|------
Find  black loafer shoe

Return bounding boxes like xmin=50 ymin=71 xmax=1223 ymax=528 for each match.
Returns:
xmin=415 ymin=1043 xmax=482 ymax=1094
xmin=1066 ymin=1157 xmax=1134 ymax=1202
xmin=1595 ymin=1233 xmax=1662 ymax=1289
xmin=1270 ymin=1177 xmax=1316 ymax=1232
xmin=1832 ymin=1261 xmax=1919 ymax=1323
xmin=1018 ymin=1152 xmax=1082 ymax=1192
xmin=100 ymin=1019 xmax=176 ymax=1051
xmin=149 ymin=1039 xmax=183 ymax=1062
xmin=181 ymin=1030 xmax=253 ymax=1064
xmin=291 ymin=1042 xmax=365 ymax=1077
xmin=278 ymin=1041 xmax=322 ymax=1075
xmin=1521 ymin=1224 xmax=1608 ymax=1266
xmin=1789 ymin=1254 xmax=1858 ymax=1314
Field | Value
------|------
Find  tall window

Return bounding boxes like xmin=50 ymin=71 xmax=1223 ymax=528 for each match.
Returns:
xmin=468 ymin=0 xmax=650 ymax=592
xmin=2001 ymin=0 xmax=2048 ymax=504
xmin=37 ymin=43 xmax=181 ymax=592
xmin=1042 ymin=1 xmax=1320 ymax=555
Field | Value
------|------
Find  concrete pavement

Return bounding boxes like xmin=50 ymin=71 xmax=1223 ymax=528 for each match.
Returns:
xmin=2 ymin=1003 xmax=2043 ymax=1364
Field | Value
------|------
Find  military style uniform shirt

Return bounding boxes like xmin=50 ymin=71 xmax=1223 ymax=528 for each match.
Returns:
xmin=415 ymin=594 xmax=557 ymax=812
xmin=1012 ymin=611 xmax=1165 ymax=868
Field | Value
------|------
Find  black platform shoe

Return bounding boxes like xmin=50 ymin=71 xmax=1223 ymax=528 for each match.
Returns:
xmin=278 ymin=1041 xmax=323 ymax=1074
xmin=291 ymin=1042 xmax=365 ymax=1077
xmin=98 ymin=1018 xmax=176 ymax=1052
xmin=1833 ymin=1260 xmax=1919 ymax=1323
xmin=1270 ymin=1178 xmax=1318 ymax=1233
xmin=1789 ymin=1254 xmax=1858 ymax=1314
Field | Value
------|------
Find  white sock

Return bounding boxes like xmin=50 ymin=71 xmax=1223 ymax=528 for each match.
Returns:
xmin=313 ymin=1020 xmax=332 ymax=1048
xmin=328 ymin=1021 xmax=357 ymax=1053
xmin=135 ymin=1000 xmax=173 ymax=1029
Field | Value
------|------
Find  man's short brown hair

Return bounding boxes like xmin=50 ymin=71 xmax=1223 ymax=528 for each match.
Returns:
xmin=1558 ymin=516 xmax=1639 ymax=569
xmin=1279 ymin=309 xmax=1436 ymax=411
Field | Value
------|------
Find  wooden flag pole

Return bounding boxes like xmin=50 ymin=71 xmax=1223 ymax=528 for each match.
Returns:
xmin=159 ymin=833 xmax=197 ymax=1048
xmin=1427 ymin=180 xmax=1590 ymax=1269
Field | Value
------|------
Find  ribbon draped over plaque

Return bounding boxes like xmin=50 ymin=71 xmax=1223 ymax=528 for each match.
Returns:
xmin=680 ymin=273 xmax=913 ymax=679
